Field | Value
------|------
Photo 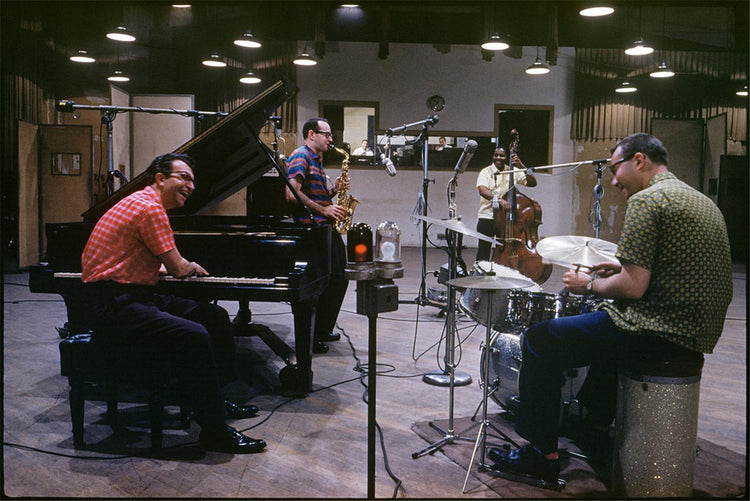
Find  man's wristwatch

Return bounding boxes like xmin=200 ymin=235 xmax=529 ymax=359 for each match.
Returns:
xmin=586 ymin=276 xmax=596 ymax=294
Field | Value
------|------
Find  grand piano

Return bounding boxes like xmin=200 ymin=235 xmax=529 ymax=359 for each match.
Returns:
xmin=29 ymin=78 xmax=330 ymax=395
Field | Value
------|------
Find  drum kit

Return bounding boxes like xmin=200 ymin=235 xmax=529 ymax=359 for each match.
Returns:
xmin=409 ymin=215 xmax=619 ymax=489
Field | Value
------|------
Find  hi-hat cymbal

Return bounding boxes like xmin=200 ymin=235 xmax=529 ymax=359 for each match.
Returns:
xmin=412 ymin=215 xmax=498 ymax=244
xmin=536 ymin=235 xmax=619 ymax=270
xmin=447 ymin=274 xmax=535 ymax=290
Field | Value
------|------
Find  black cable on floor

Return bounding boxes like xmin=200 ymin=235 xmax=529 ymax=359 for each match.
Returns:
xmin=337 ymin=323 xmax=405 ymax=499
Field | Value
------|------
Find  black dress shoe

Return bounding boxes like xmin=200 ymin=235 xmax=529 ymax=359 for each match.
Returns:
xmin=223 ymin=399 xmax=259 ymax=419
xmin=316 ymin=331 xmax=341 ymax=343
xmin=488 ymin=445 xmax=560 ymax=484
xmin=199 ymin=425 xmax=266 ymax=454
xmin=312 ymin=340 xmax=330 ymax=354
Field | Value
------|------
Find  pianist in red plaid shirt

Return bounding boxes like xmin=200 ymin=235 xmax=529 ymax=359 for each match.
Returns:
xmin=78 ymin=152 xmax=267 ymax=454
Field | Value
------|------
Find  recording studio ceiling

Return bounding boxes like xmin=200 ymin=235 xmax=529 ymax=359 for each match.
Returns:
xmin=2 ymin=1 xmax=748 ymax=95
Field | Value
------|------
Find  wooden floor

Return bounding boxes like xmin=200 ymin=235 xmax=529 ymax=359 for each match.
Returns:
xmin=3 ymin=247 xmax=747 ymax=498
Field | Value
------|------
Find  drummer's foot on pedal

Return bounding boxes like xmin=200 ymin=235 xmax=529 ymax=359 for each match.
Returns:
xmin=488 ymin=444 xmax=560 ymax=484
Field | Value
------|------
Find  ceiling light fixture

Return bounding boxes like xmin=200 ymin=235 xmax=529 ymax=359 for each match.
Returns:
xmin=615 ymin=81 xmax=637 ymax=93
xmin=234 ymin=31 xmax=262 ymax=48
xmin=172 ymin=4 xmax=191 ymax=7
xmin=625 ymin=38 xmax=653 ymax=56
xmin=239 ymin=71 xmax=262 ymax=84
xmin=525 ymin=47 xmax=550 ymax=75
xmin=293 ymin=47 xmax=317 ymax=66
xmin=70 ymin=50 xmax=95 ymax=63
xmin=579 ymin=6 xmax=614 ymax=17
xmin=736 ymin=86 xmax=748 ymax=97
xmin=650 ymin=61 xmax=674 ymax=78
xmin=202 ymin=53 xmax=227 ymax=67
xmin=106 ymin=26 xmax=136 ymax=42
xmin=481 ymin=33 xmax=509 ymax=51
xmin=107 ymin=70 xmax=130 ymax=83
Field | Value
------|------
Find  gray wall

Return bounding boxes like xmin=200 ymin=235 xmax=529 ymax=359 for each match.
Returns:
xmin=296 ymin=42 xmax=578 ymax=247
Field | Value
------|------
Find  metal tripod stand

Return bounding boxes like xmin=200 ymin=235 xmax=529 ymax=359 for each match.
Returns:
xmin=462 ymin=287 xmax=519 ymax=492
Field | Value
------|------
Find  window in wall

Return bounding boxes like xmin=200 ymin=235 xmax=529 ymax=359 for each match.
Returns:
xmin=495 ymin=105 xmax=554 ymax=169
xmin=319 ymin=101 xmax=379 ymax=165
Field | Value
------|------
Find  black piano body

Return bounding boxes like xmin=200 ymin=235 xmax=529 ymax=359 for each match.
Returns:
xmin=29 ymin=78 xmax=330 ymax=395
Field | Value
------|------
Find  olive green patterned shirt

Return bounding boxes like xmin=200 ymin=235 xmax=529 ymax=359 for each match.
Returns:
xmin=602 ymin=172 xmax=733 ymax=353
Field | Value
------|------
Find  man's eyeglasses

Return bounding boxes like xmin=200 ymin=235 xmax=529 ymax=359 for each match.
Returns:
xmin=313 ymin=130 xmax=333 ymax=138
xmin=169 ymin=171 xmax=196 ymax=186
xmin=608 ymin=155 xmax=634 ymax=175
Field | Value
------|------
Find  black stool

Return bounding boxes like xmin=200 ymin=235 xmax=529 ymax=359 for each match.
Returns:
xmin=59 ymin=333 xmax=190 ymax=450
xmin=612 ymin=348 xmax=704 ymax=497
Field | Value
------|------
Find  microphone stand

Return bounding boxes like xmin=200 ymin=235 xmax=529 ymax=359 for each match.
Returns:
xmin=385 ymin=116 xmax=438 ymax=307
xmin=589 ymin=160 xmax=607 ymax=238
xmin=413 ymin=171 xmax=473 ymax=458
xmin=57 ymin=101 xmax=228 ymax=196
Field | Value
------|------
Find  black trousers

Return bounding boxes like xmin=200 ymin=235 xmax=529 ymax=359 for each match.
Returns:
xmin=517 ymin=310 xmax=702 ymax=454
xmin=315 ymin=231 xmax=348 ymax=338
xmin=475 ymin=218 xmax=497 ymax=262
xmin=74 ymin=283 xmax=235 ymax=432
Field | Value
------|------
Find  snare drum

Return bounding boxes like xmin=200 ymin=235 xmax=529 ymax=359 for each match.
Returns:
xmin=458 ymin=261 xmax=541 ymax=329
xmin=480 ymin=330 xmax=588 ymax=421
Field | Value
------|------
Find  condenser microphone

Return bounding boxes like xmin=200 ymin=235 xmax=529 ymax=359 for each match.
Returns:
xmin=453 ymin=140 xmax=478 ymax=175
xmin=380 ymin=153 xmax=397 ymax=177
xmin=56 ymin=100 xmax=76 ymax=112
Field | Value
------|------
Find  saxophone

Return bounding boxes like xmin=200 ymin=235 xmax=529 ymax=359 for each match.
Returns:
xmin=332 ymin=146 xmax=359 ymax=234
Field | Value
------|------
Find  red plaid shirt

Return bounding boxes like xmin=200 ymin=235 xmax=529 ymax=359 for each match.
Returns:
xmin=82 ymin=185 xmax=176 ymax=286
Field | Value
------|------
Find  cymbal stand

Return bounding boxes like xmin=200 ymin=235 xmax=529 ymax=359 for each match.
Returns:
xmin=462 ymin=290 xmax=519 ymax=492
xmin=412 ymin=227 xmax=474 ymax=458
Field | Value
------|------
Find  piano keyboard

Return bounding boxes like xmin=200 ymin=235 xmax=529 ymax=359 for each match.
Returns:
xmin=53 ymin=272 xmax=277 ymax=286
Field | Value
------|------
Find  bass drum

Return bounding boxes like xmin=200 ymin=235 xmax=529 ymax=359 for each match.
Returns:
xmin=480 ymin=330 xmax=588 ymax=419
xmin=458 ymin=261 xmax=541 ymax=329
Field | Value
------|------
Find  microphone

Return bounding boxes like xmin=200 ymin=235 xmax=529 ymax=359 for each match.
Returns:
xmin=56 ymin=100 xmax=75 ymax=112
xmin=453 ymin=139 xmax=478 ymax=174
xmin=426 ymin=114 xmax=439 ymax=126
xmin=380 ymin=153 xmax=397 ymax=177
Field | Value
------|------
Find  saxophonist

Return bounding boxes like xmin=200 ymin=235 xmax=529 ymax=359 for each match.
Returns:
xmin=285 ymin=117 xmax=349 ymax=354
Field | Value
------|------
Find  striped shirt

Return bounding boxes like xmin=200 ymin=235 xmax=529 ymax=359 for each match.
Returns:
xmin=602 ymin=172 xmax=733 ymax=353
xmin=81 ymin=185 xmax=176 ymax=286
xmin=287 ymin=144 xmax=331 ymax=224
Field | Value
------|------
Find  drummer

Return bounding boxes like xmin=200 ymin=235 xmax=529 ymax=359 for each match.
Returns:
xmin=487 ymin=133 xmax=733 ymax=486
xmin=475 ymin=147 xmax=536 ymax=262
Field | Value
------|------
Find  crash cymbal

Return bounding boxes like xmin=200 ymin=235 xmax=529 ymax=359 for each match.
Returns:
xmin=447 ymin=274 xmax=535 ymax=290
xmin=536 ymin=235 xmax=619 ymax=270
xmin=412 ymin=215 xmax=499 ymax=244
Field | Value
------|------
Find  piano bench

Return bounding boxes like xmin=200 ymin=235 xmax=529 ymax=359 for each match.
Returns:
xmin=59 ymin=333 xmax=190 ymax=451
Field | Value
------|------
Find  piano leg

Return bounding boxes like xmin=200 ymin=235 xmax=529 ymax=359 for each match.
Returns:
xmin=281 ymin=300 xmax=316 ymax=395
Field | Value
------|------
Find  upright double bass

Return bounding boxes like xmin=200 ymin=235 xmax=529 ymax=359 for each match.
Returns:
xmin=492 ymin=129 xmax=551 ymax=283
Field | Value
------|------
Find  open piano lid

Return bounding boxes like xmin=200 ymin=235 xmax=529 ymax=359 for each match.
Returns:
xmin=82 ymin=78 xmax=298 ymax=222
